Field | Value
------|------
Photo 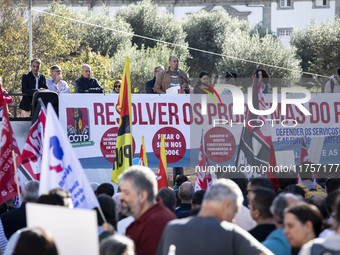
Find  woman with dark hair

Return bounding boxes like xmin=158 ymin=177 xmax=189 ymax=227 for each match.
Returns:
xmin=193 ymin=71 xmax=213 ymax=94
xmin=100 ymin=235 xmax=135 ymax=255
xmin=283 ymin=202 xmax=323 ymax=255
xmin=325 ymin=177 xmax=340 ymax=194
xmin=112 ymin=80 xmax=122 ymax=94
xmin=12 ymin=227 xmax=58 ymax=255
xmin=252 ymin=69 xmax=271 ymax=94
xmin=298 ymin=196 xmax=340 ymax=254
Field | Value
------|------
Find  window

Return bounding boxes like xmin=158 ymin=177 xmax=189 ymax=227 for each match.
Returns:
xmin=280 ymin=0 xmax=291 ymax=7
xmin=279 ymin=29 xmax=292 ymax=48
xmin=315 ymin=0 xmax=327 ymax=6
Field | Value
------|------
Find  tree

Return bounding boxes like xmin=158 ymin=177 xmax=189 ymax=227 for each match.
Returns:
xmin=182 ymin=9 xmax=249 ymax=78
xmin=73 ymin=6 xmax=133 ymax=56
xmin=116 ymin=0 xmax=188 ymax=58
xmin=111 ymin=43 xmax=188 ymax=93
xmin=217 ymin=30 xmax=302 ymax=91
xmin=292 ymin=18 xmax=340 ymax=77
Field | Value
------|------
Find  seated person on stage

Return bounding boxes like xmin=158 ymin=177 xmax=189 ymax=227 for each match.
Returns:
xmin=74 ymin=64 xmax=103 ymax=93
xmin=46 ymin=65 xmax=70 ymax=93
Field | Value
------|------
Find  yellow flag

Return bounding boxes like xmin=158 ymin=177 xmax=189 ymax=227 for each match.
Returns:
xmin=138 ymin=136 xmax=148 ymax=167
xmin=111 ymin=57 xmax=133 ymax=184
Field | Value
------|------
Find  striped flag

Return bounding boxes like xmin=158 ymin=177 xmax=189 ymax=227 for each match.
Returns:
xmin=157 ymin=135 xmax=168 ymax=190
xmin=138 ymin=136 xmax=148 ymax=167
xmin=195 ymin=130 xmax=212 ymax=191
xmin=111 ymin=57 xmax=133 ymax=184
xmin=235 ymin=70 xmax=273 ymax=177
xmin=297 ymin=137 xmax=311 ymax=183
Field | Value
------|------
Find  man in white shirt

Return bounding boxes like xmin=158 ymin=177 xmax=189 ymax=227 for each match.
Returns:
xmin=47 ymin=65 xmax=70 ymax=93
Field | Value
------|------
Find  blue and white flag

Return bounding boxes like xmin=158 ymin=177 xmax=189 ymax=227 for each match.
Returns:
xmin=39 ymin=104 xmax=99 ymax=209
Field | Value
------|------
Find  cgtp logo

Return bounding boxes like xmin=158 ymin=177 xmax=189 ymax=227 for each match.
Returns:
xmin=202 ymin=86 xmax=311 ymax=116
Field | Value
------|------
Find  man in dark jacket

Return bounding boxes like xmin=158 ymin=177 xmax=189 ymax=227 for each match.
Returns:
xmin=74 ymin=64 xmax=103 ymax=93
xmin=145 ymin=66 xmax=164 ymax=94
xmin=19 ymin=58 xmax=48 ymax=116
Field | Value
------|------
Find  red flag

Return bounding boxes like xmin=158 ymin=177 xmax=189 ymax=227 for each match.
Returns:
xmin=267 ymin=144 xmax=279 ymax=191
xmin=195 ymin=130 xmax=212 ymax=191
xmin=0 ymin=88 xmax=22 ymax=204
xmin=157 ymin=135 xmax=168 ymax=190
xmin=299 ymin=137 xmax=310 ymax=164
xmin=21 ymin=102 xmax=46 ymax=180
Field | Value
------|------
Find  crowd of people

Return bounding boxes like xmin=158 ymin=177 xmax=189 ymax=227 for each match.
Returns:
xmin=0 ymin=162 xmax=339 ymax=255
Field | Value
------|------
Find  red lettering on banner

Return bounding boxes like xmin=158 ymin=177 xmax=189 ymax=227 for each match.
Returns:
xmin=295 ymin=105 xmax=306 ymax=124
xmin=132 ymin=103 xmax=137 ymax=125
xmin=183 ymin=103 xmax=193 ymax=125
xmin=138 ymin=103 xmax=148 ymax=125
xmin=335 ymin=102 xmax=340 ymax=123
xmin=146 ymin=103 xmax=157 ymax=125
xmin=286 ymin=105 xmax=295 ymax=120
xmin=271 ymin=103 xmax=282 ymax=123
xmin=94 ymin=103 xmax=105 ymax=125
xmin=168 ymin=103 xmax=179 ymax=125
xmin=208 ymin=103 xmax=217 ymax=125
xmin=310 ymin=102 xmax=319 ymax=124
xmin=193 ymin=103 xmax=203 ymax=125
xmin=158 ymin=103 xmax=167 ymax=125
xmin=320 ymin=102 xmax=330 ymax=124
xmin=105 ymin=103 xmax=116 ymax=125
xmin=217 ymin=103 xmax=228 ymax=122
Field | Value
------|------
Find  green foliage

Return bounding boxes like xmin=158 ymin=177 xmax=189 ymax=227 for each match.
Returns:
xmin=117 ymin=0 xmax=188 ymax=57
xmin=249 ymin=23 xmax=276 ymax=39
xmin=217 ymin=30 xmax=302 ymax=90
xmin=73 ymin=6 xmax=133 ymax=56
xmin=0 ymin=0 xmax=29 ymax=94
xmin=111 ymin=43 xmax=188 ymax=93
xmin=292 ymin=18 xmax=340 ymax=77
xmin=182 ymin=10 xmax=249 ymax=77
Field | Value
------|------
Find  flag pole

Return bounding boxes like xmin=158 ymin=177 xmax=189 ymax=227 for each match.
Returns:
xmin=12 ymin=151 xmax=21 ymax=206
xmin=97 ymin=205 xmax=107 ymax=223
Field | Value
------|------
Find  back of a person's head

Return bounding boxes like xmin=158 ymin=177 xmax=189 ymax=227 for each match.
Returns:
xmin=203 ymin=179 xmax=243 ymax=209
xmin=249 ymin=177 xmax=274 ymax=190
xmin=37 ymin=189 xmax=73 ymax=208
xmin=251 ymin=187 xmax=276 ymax=219
xmin=285 ymin=202 xmax=323 ymax=237
xmin=175 ymin=175 xmax=188 ymax=187
xmin=299 ymin=162 xmax=314 ymax=180
xmin=307 ymin=195 xmax=328 ymax=219
xmin=95 ymin=194 xmax=117 ymax=229
xmin=23 ymin=180 xmax=40 ymax=202
xmin=100 ymin=235 xmax=135 ymax=255
xmin=278 ymin=171 xmax=297 ymax=191
xmin=192 ymin=190 xmax=206 ymax=206
xmin=326 ymin=190 xmax=340 ymax=214
xmin=120 ymin=166 xmax=157 ymax=203
xmin=179 ymin=181 xmax=194 ymax=202
xmin=219 ymin=171 xmax=248 ymax=195
xmin=12 ymin=227 xmax=58 ymax=255
xmin=90 ymin=182 xmax=100 ymax=193
xmin=325 ymin=178 xmax=340 ymax=194
xmin=156 ymin=188 xmax=176 ymax=212
xmin=284 ymin=184 xmax=306 ymax=198
xmin=333 ymin=196 xmax=340 ymax=224
xmin=271 ymin=193 xmax=303 ymax=224
xmin=97 ymin=183 xmax=114 ymax=197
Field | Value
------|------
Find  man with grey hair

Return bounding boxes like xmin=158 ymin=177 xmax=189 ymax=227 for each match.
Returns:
xmin=74 ymin=64 xmax=103 ymax=93
xmin=175 ymin=181 xmax=194 ymax=218
xmin=1 ymin=180 xmax=40 ymax=239
xmin=47 ymin=65 xmax=70 ymax=93
xmin=145 ymin=65 xmax=164 ymax=93
xmin=262 ymin=193 xmax=303 ymax=255
xmin=156 ymin=179 xmax=274 ymax=255
xmin=119 ymin=166 xmax=176 ymax=255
